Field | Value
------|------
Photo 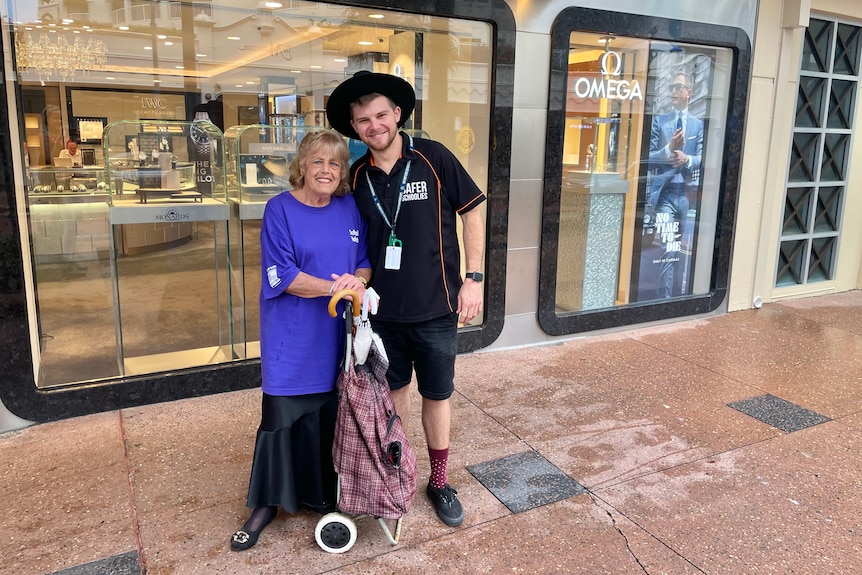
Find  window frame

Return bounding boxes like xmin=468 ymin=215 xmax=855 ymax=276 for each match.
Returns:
xmin=537 ymin=7 xmax=751 ymax=336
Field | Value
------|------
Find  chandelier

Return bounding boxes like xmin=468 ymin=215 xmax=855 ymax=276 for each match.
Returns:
xmin=15 ymin=33 xmax=108 ymax=85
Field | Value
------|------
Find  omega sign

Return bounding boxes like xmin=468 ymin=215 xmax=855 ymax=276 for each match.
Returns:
xmin=571 ymin=50 xmax=643 ymax=101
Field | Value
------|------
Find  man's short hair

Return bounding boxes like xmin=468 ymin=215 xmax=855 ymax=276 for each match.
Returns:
xmin=674 ymin=71 xmax=692 ymax=89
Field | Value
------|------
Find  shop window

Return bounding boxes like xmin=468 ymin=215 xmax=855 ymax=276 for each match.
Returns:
xmin=777 ymin=17 xmax=861 ymax=287
xmin=539 ymin=8 xmax=750 ymax=335
xmin=8 ymin=0 xmax=504 ymax=388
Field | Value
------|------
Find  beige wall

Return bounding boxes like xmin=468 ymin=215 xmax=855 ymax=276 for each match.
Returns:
xmin=729 ymin=0 xmax=862 ymax=311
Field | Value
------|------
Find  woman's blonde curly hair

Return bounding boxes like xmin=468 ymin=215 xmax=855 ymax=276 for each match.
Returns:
xmin=288 ymin=130 xmax=352 ymax=196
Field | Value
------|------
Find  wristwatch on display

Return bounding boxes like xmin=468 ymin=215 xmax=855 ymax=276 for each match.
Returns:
xmin=465 ymin=271 xmax=484 ymax=282
xmin=190 ymin=123 xmax=210 ymax=150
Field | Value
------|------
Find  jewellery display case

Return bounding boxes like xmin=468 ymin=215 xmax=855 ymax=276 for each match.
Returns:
xmin=25 ymin=165 xmax=116 ymax=387
xmin=102 ymin=120 xmax=236 ymax=377
xmin=26 ymin=166 xmax=111 ymax=266
xmin=223 ymin=123 xmax=324 ymax=359
xmin=27 ymin=166 xmax=109 ymax=196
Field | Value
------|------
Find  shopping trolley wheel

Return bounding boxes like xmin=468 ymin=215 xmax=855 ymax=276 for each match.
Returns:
xmin=315 ymin=513 xmax=357 ymax=554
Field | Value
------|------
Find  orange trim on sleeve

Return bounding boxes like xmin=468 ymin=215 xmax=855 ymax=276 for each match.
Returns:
xmin=414 ymin=149 xmax=454 ymax=313
xmin=457 ymin=193 xmax=486 ymax=213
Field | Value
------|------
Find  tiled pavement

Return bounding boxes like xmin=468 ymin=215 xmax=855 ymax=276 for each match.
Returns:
xmin=2 ymin=290 xmax=861 ymax=574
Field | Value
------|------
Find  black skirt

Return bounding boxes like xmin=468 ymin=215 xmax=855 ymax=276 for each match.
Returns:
xmin=245 ymin=391 xmax=338 ymax=513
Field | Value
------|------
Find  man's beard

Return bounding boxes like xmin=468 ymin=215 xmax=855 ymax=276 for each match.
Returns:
xmin=364 ymin=128 xmax=398 ymax=152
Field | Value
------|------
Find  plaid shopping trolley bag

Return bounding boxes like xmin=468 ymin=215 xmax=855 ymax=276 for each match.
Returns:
xmin=314 ymin=289 xmax=417 ymax=553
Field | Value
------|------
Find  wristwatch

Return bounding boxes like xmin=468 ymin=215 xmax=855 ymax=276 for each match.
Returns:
xmin=190 ymin=123 xmax=209 ymax=145
xmin=465 ymin=271 xmax=484 ymax=282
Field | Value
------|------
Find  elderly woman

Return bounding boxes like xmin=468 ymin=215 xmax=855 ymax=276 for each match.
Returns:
xmin=231 ymin=130 xmax=371 ymax=551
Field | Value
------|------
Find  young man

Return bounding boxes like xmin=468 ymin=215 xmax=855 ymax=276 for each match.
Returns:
xmin=326 ymin=71 xmax=486 ymax=527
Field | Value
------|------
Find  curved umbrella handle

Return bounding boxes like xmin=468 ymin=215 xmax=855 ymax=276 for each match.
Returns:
xmin=328 ymin=289 xmax=361 ymax=318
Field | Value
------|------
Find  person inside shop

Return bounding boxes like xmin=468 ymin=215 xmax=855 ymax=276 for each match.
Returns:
xmin=647 ymin=70 xmax=703 ymax=299
xmin=326 ymin=71 xmax=486 ymax=528
xmin=57 ymin=139 xmax=83 ymax=167
xmin=229 ymin=130 xmax=371 ymax=552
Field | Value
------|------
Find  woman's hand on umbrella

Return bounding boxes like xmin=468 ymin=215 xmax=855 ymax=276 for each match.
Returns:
xmin=330 ymin=273 xmax=367 ymax=299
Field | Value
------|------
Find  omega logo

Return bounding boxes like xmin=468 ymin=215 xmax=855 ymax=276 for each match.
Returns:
xmin=599 ymin=51 xmax=623 ymax=76
xmin=571 ymin=50 xmax=643 ymax=101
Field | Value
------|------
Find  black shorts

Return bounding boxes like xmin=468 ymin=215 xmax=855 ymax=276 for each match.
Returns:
xmin=371 ymin=312 xmax=458 ymax=401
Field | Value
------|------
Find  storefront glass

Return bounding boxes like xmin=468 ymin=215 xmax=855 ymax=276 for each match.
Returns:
xmin=555 ymin=33 xmax=732 ymax=312
xmin=6 ymin=0 xmax=493 ymax=388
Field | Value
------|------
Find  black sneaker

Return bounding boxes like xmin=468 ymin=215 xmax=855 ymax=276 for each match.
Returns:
xmin=426 ymin=483 xmax=464 ymax=527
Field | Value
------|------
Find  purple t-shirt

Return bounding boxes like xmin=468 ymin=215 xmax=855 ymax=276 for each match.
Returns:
xmin=259 ymin=191 xmax=369 ymax=396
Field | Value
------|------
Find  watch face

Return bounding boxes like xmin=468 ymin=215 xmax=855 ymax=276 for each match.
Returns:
xmin=467 ymin=272 xmax=484 ymax=282
xmin=190 ymin=124 xmax=209 ymax=145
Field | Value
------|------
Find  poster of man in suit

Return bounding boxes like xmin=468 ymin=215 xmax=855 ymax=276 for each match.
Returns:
xmin=634 ymin=56 xmax=710 ymax=301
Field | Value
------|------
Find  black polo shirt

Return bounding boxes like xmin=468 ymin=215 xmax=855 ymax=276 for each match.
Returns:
xmin=350 ymin=133 xmax=485 ymax=322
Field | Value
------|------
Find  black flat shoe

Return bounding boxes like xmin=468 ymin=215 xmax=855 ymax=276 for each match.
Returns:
xmin=230 ymin=506 xmax=277 ymax=551
xmin=230 ymin=528 xmax=261 ymax=551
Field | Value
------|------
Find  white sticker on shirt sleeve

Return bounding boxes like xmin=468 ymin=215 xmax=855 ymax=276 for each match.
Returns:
xmin=267 ymin=265 xmax=282 ymax=289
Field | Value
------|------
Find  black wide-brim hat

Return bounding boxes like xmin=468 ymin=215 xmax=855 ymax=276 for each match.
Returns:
xmin=326 ymin=70 xmax=415 ymax=140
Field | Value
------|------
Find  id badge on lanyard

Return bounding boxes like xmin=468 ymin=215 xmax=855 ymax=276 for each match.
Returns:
xmin=367 ymin=158 xmax=412 ymax=272
xmin=385 ymin=234 xmax=402 ymax=270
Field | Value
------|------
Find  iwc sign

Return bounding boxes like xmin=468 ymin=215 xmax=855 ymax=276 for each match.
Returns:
xmin=571 ymin=50 xmax=643 ymax=101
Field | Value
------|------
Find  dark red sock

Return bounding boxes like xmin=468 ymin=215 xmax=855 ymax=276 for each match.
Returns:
xmin=428 ymin=447 xmax=449 ymax=489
